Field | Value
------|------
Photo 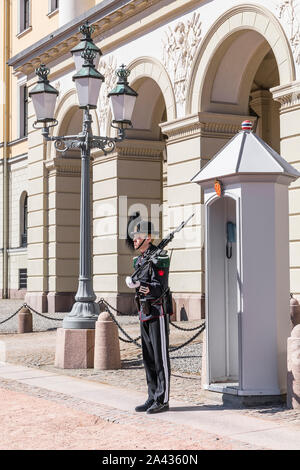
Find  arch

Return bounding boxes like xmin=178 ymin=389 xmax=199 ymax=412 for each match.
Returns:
xmin=105 ymin=56 xmax=175 ymax=138
xmin=129 ymin=57 xmax=176 ymax=122
xmin=187 ymin=4 xmax=295 ymax=115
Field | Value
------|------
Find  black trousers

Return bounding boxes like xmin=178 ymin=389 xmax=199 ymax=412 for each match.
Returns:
xmin=140 ymin=314 xmax=170 ymax=404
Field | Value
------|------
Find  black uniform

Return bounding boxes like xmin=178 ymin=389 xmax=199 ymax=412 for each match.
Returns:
xmin=134 ymin=243 xmax=171 ymax=405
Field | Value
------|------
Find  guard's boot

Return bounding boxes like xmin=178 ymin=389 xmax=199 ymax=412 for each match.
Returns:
xmin=146 ymin=401 xmax=169 ymax=414
xmin=135 ymin=398 xmax=154 ymax=412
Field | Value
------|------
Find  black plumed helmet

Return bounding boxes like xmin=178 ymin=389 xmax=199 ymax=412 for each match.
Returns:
xmin=126 ymin=212 xmax=141 ymax=250
xmin=130 ymin=220 xmax=159 ymax=236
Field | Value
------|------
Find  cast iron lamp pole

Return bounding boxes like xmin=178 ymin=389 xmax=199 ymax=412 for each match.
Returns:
xmin=29 ymin=22 xmax=138 ymax=329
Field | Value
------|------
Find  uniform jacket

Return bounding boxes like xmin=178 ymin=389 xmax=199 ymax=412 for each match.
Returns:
xmin=134 ymin=243 xmax=169 ymax=322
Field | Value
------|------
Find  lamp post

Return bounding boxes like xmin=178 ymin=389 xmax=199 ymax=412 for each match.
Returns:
xmin=29 ymin=22 xmax=138 ymax=329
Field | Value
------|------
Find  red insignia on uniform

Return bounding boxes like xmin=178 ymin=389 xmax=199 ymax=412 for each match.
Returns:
xmin=214 ymin=179 xmax=223 ymax=197
xmin=158 ymin=270 xmax=165 ymax=276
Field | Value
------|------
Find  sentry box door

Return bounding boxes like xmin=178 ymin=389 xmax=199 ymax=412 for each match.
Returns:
xmin=206 ymin=195 xmax=239 ymax=390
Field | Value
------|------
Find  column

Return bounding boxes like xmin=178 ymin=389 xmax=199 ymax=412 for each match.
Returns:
xmin=272 ymin=81 xmax=300 ymax=300
xmin=45 ymin=157 xmax=81 ymax=312
xmin=59 ymin=0 xmax=95 ymax=27
xmin=93 ymin=139 xmax=164 ymax=314
xmin=250 ymin=89 xmax=280 ymax=152
xmin=161 ymin=112 xmax=252 ymax=320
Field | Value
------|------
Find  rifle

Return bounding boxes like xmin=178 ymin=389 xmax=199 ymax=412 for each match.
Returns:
xmin=130 ymin=213 xmax=194 ymax=283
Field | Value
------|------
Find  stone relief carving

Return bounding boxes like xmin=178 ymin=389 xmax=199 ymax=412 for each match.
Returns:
xmin=98 ymin=55 xmax=118 ymax=132
xmin=277 ymin=0 xmax=300 ymax=65
xmin=162 ymin=12 xmax=202 ymax=105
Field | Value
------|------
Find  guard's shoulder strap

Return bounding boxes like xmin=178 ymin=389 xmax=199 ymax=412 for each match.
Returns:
xmin=155 ymin=253 xmax=170 ymax=268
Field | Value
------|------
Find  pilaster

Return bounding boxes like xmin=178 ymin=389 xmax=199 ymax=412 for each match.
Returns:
xmin=44 ymin=156 xmax=81 ymax=312
xmin=272 ymin=80 xmax=300 ymax=298
xmin=24 ymin=94 xmax=48 ymax=312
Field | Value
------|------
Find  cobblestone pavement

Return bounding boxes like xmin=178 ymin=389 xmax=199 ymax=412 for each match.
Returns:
xmin=1 ymin=300 xmax=300 ymax=437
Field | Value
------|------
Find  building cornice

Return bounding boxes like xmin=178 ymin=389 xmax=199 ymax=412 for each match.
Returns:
xmin=271 ymin=81 xmax=300 ymax=112
xmin=44 ymin=156 xmax=81 ymax=176
xmin=8 ymin=0 xmax=161 ymax=75
xmin=9 ymin=0 xmax=203 ymax=76
xmin=160 ymin=113 xmax=256 ymax=143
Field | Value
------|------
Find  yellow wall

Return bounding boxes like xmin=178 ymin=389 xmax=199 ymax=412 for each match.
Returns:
xmin=11 ymin=0 xmax=59 ymax=56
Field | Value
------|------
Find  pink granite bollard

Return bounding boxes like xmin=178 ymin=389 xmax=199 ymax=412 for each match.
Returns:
xmin=94 ymin=311 xmax=121 ymax=370
xmin=287 ymin=324 xmax=300 ymax=409
xmin=18 ymin=306 xmax=33 ymax=334
xmin=55 ymin=328 xmax=95 ymax=369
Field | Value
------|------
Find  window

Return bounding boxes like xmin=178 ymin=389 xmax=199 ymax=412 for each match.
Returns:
xmin=49 ymin=0 xmax=59 ymax=12
xmin=24 ymin=0 xmax=30 ymax=29
xmin=19 ymin=269 xmax=27 ymax=289
xmin=19 ymin=0 xmax=31 ymax=33
xmin=19 ymin=85 xmax=28 ymax=137
xmin=21 ymin=194 xmax=28 ymax=248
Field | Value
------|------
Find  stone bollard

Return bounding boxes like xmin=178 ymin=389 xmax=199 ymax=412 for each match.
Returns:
xmin=287 ymin=324 xmax=300 ymax=409
xmin=18 ymin=306 xmax=33 ymax=333
xmin=94 ymin=311 xmax=121 ymax=370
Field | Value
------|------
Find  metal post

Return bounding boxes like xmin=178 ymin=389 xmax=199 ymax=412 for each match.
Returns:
xmin=62 ymin=108 xmax=100 ymax=329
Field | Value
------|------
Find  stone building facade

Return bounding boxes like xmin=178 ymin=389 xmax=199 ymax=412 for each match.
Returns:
xmin=2 ymin=0 xmax=300 ymax=319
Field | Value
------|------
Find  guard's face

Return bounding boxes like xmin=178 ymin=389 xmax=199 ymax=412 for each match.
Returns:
xmin=133 ymin=233 xmax=151 ymax=251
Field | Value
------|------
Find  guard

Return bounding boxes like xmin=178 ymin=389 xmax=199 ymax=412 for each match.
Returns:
xmin=126 ymin=220 xmax=171 ymax=414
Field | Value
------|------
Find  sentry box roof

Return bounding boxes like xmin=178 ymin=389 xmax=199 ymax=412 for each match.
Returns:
xmin=191 ymin=121 xmax=300 ymax=184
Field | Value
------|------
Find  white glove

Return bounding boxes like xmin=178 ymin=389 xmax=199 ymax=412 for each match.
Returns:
xmin=125 ymin=276 xmax=141 ymax=289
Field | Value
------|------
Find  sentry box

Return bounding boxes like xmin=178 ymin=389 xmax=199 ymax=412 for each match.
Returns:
xmin=191 ymin=121 xmax=300 ymax=405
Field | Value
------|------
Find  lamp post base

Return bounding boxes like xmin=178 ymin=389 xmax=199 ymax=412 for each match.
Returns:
xmin=55 ymin=327 xmax=95 ymax=368
xmin=62 ymin=300 xmax=100 ymax=329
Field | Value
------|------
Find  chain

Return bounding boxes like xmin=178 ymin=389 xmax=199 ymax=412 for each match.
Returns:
xmin=169 ymin=320 xmax=204 ymax=332
xmin=98 ymin=298 xmax=205 ymax=352
xmin=98 ymin=298 xmax=137 ymax=316
xmin=24 ymin=304 xmax=64 ymax=322
xmin=0 ymin=305 xmax=24 ymax=325
xmin=0 ymin=303 xmax=64 ymax=325
xmin=0 ymin=299 xmax=205 ymax=354
xmin=169 ymin=324 xmax=205 ymax=352
xmin=99 ymin=299 xmax=142 ymax=348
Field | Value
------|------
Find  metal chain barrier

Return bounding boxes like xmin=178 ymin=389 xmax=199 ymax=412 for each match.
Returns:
xmin=98 ymin=299 xmax=142 ymax=348
xmin=169 ymin=320 xmax=204 ymax=332
xmin=24 ymin=304 xmax=64 ymax=322
xmin=169 ymin=323 xmax=205 ymax=352
xmin=0 ymin=299 xmax=205 ymax=354
xmin=0 ymin=305 xmax=24 ymax=325
xmin=98 ymin=298 xmax=205 ymax=352
xmin=98 ymin=298 xmax=138 ymax=317
xmin=0 ymin=303 xmax=64 ymax=326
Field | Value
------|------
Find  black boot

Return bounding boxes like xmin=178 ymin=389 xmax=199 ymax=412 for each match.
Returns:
xmin=135 ymin=398 xmax=154 ymax=412
xmin=146 ymin=402 xmax=169 ymax=414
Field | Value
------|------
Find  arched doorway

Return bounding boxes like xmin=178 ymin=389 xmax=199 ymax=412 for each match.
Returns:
xmin=199 ymin=28 xmax=281 ymax=153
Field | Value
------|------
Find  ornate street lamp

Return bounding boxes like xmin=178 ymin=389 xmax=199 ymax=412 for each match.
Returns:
xmin=29 ymin=22 xmax=138 ymax=329
xmin=71 ymin=21 xmax=102 ymax=72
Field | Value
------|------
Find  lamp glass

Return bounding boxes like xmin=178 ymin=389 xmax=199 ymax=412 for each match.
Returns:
xmin=31 ymin=92 xmax=58 ymax=121
xmin=109 ymin=94 xmax=137 ymax=123
xmin=75 ymin=76 xmax=103 ymax=108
